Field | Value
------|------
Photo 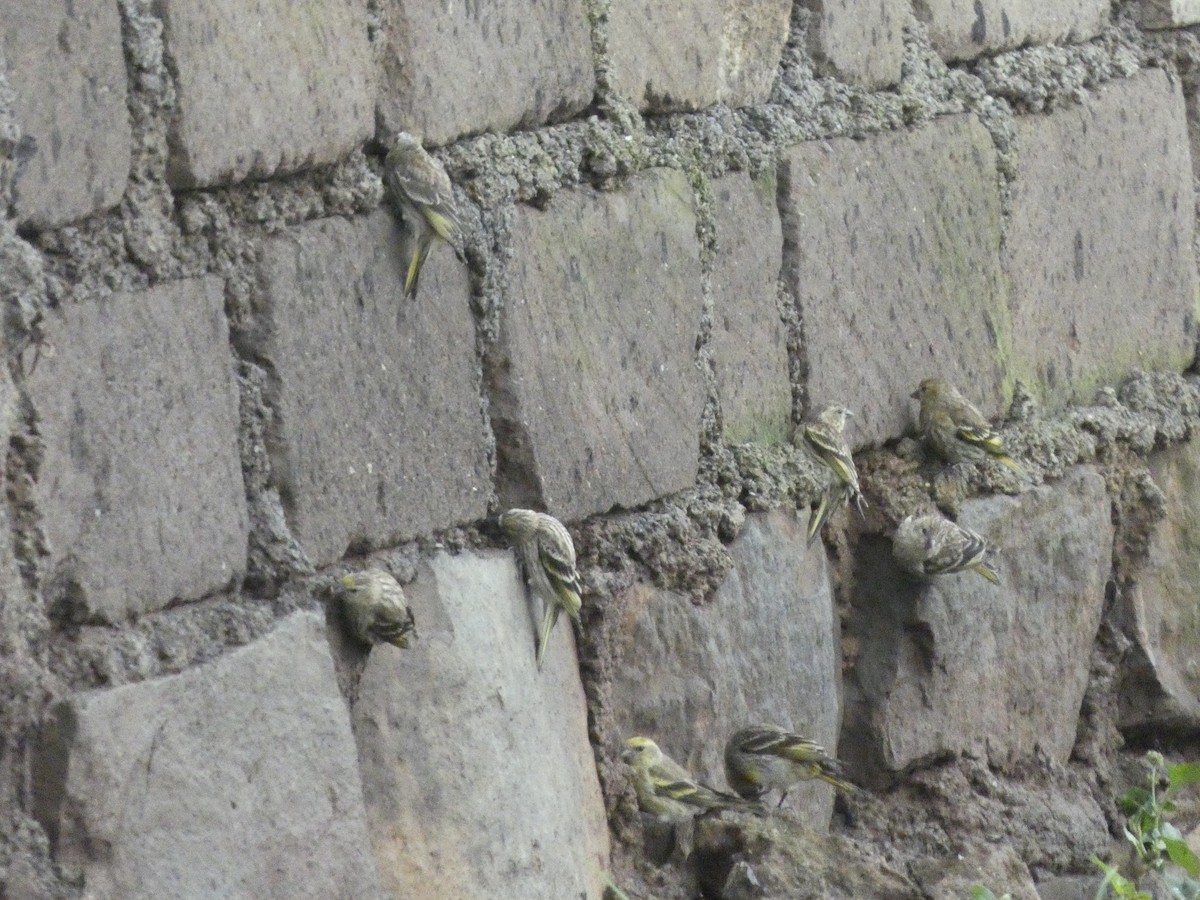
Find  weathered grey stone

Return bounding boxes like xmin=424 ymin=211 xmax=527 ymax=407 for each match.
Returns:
xmin=1006 ymin=70 xmax=1198 ymax=408
xmin=1036 ymin=874 xmax=1097 ymax=900
xmin=1118 ymin=438 xmax=1200 ymax=731
xmin=801 ymin=0 xmax=906 ymax=88
xmin=1134 ymin=0 xmax=1200 ymax=27
xmin=3 ymin=0 xmax=130 ymax=227
xmin=779 ymin=115 xmax=1009 ymax=448
xmin=495 ymin=170 xmax=705 ymax=520
xmin=608 ymin=0 xmax=792 ymax=112
xmin=710 ymin=171 xmax=790 ymax=445
xmin=33 ymin=612 xmax=387 ymax=899
xmin=159 ymin=0 xmax=374 ymax=187
xmin=353 ymin=550 xmax=609 ymax=899
xmin=256 ymin=211 xmax=489 ymax=568
xmin=916 ymin=0 xmax=1109 ymax=61
xmin=29 ymin=278 xmax=247 ymax=622
xmin=607 ymin=510 xmax=841 ymax=822
xmin=912 ymin=845 xmax=1038 ymax=900
xmin=378 ymin=0 xmax=594 ymax=146
xmin=844 ymin=467 xmax=1111 ymax=778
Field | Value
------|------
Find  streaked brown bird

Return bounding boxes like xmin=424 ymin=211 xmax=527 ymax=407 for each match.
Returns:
xmin=340 ymin=568 xmax=416 ymax=648
xmin=623 ymin=736 xmax=757 ymax=823
xmin=724 ymin=724 xmax=854 ymax=806
xmin=795 ymin=404 xmax=867 ymax=545
xmin=912 ymin=377 xmax=1027 ymax=478
xmin=892 ymin=513 xmax=1000 ymax=584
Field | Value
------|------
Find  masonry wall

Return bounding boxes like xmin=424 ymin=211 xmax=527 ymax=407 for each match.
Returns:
xmin=3 ymin=1 xmax=1200 ymax=898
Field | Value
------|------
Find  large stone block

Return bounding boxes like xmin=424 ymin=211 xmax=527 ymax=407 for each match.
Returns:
xmin=33 ymin=612 xmax=387 ymax=899
xmin=710 ymin=171 xmax=790 ymax=445
xmin=1118 ymin=438 xmax=1200 ymax=731
xmin=916 ymin=0 xmax=1109 ymax=62
xmin=1006 ymin=70 xmax=1198 ymax=408
xmin=608 ymin=0 xmax=792 ymax=112
xmin=4 ymin=0 xmax=130 ymax=227
xmin=378 ymin=0 xmax=594 ymax=146
xmin=1134 ymin=0 xmax=1200 ymax=27
xmin=606 ymin=510 xmax=842 ymax=822
xmin=844 ymin=467 xmax=1111 ymax=778
xmin=801 ymin=0 xmax=906 ymax=88
xmin=495 ymin=170 xmax=705 ymax=520
xmin=255 ymin=211 xmax=489 ymax=568
xmin=353 ymin=550 xmax=610 ymax=899
xmin=779 ymin=115 xmax=1009 ymax=448
xmin=29 ymin=278 xmax=247 ymax=622
xmin=159 ymin=0 xmax=374 ymax=187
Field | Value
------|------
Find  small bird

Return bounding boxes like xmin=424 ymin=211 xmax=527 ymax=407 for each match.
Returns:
xmin=383 ymin=132 xmax=463 ymax=298
xmin=499 ymin=508 xmax=582 ymax=669
xmin=912 ymin=377 xmax=1027 ymax=478
xmin=892 ymin=514 xmax=1000 ymax=584
xmin=723 ymin=725 xmax=854 ymax=807
xmin=340 ymin=568 xmax=416 ymax=648
xmin=622 ymin=737 xmax=755 ymax=823
xmin=795 ymin=404 xmax=867 ymax=545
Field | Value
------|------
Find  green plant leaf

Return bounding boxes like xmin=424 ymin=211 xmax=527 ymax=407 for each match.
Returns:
xmin=1170 ymin=763 xmax=1200 ymax=789
xmin=1164 ymin=836 xmax=1200 ymax=877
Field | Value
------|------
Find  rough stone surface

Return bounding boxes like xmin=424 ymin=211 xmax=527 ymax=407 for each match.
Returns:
xmin=1036 ymin=874 xmax=1097 ymax=900
xmin=1132 ymin=0 xmax=1200 ymax=28
xmin=779 ymin=115 xmax=1009 ymax=447
xmin=255 ymin=211 xmax=490 ymax=568
xmin=1006 ymin=70 xmax=1197 ymax=408
xmin=608 ymin=0 xmax=792 ymax=112
xmin=29 ymin=278 xmax=247 ymax=623
xmin=1118 ymin=438 xmax=1200 ymax=732
xmin=378 ymin=0 xmax=594 ymax=146
xmin=495 ymin=170 xmax=705 ymax=520
xmin=915 ymin=0 xmax=1110 ymax=61
xmin=33 ymin=613 xmax=387 ymax=899
xmin=4 ymin=0 xmax=130 ymax=227
xmin=159 ymin=0 xmax=374 ymax=187
xmin=353 ymin=550 xmax=609 ymax=899
xmin=709 ymin=171 xmax=790 ymax=445
xmin=844 ymin=467 xmax=1111 ymax=778
xmin=911 ymin=845 xmax=1038 ymax=900
xmin=606 ymin=510 xmax=841 ymax=822
xmin=801 ymin=0 xmax=906 ymax=88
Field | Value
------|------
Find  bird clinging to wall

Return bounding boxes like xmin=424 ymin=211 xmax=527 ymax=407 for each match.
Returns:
xmin=340 ymin=568 xmax=417 ymax=648
xmin=892 ymin=513 xmax=1000 ymax=584
xmin=723 ymin=724 xmax=855 ymax=808
xmin=794 ymin=404 xmax=867 ymax=545
xmin=499 ymin=508 xmax=582 ymax=670
xmin=912 ymin=377 xmax=1027 ymax=478
xmin=383 ymin=132 xmax=464 ymax=299
xmin=622 ymin=736 xmax=758 ymax=823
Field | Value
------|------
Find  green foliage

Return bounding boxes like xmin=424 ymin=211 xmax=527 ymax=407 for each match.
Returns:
xmin=1093 ymin=857 xmax=1152 ymax=900
xmin=969 ymin=887 xmax=1012 ymax=900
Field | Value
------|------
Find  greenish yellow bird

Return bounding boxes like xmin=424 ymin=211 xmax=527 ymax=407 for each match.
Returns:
xmin=724 ymin=724 xmax=854 ymax=807
xmin=796 ymin=404 xmax=867 ymax=545
xmin=892 ymin=513 xmax=1000 ymax=584
xmin=912 ymin=377 xmax=1027 ymax=478
xmin=622 ymin=736 xmax=755 ymax=823
xmin=499 ymin=508 xmax=582 ymax=670
xmin=340 ymin=568 xmax=416 ymax=648
xmin=384 ymin=132 xmax=464 ymax=299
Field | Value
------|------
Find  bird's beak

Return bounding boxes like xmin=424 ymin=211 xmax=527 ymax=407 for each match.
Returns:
xmin=620 ymin=749 xmax=635 ymax=764
xmin=909 ymin=388 xmax=920 ymax=400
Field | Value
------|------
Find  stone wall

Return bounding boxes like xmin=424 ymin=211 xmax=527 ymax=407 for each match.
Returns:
xmin=3 ymin=1 xmax=1200 ymax=898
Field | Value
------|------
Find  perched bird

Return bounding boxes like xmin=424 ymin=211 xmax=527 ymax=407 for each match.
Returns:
xmin=724 ymin=725 xmax=854 ymax=807
xmin=912 ymin=377 xmax=1027 ymax=478
xmin=892 ymin=513 xmax=1000 ymax=584
xmin=383 ymin=132 xmax=463 ymax=298
xmin=499 ymin=508 xmax=582 ymax=670
xmin=622 ymin=737 xmax=755 ymax=823
xmin=340 ymin=568 xmax=416 ymax=648
xmin=795 ymin=404 xmax=867 ymax=545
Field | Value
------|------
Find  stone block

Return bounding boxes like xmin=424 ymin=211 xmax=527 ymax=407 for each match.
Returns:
xmin=779 ymin=115 xmax=1009 ymax=448
xmin=608 ymin=0 xmax=792 ymax=112
xmin=843 ymin=467 xmax=1111 ymax=778
xmin=352 ymin=550 xmax=610 ymax=899
xmin=801 ymin=0 xmax=906 ymax=88
xmin=3 ymin=0 xmax=130 ymax=227
xmin=710 ymin=171 xmax=790 ymax=445
xmin=378 ymin=0 xmax=594 ymax=146
xmin=1118 ymin=438 xmax=1200 ymax=731
xmin=916 ymin=0 xmax=1109 ymax=62
xmin=495 ymin=170 xmax=705 ymax=520
xmin=29 ymin=278 xmax=247 ymax=622
xmin=1134 ymin=0 xmax=1200 ymax=27
xmin=159 ymin=0 xmax=374 ymax=187
xmin=255 ymin=211 xmax=490 ymax=568
xmin=606 ymin=510 xmax=842 ymax=823
xmin=33 ymin=612 xmax=387 ymax=899
xmin=1006 ymin=70 xmax=1198 ymax=408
